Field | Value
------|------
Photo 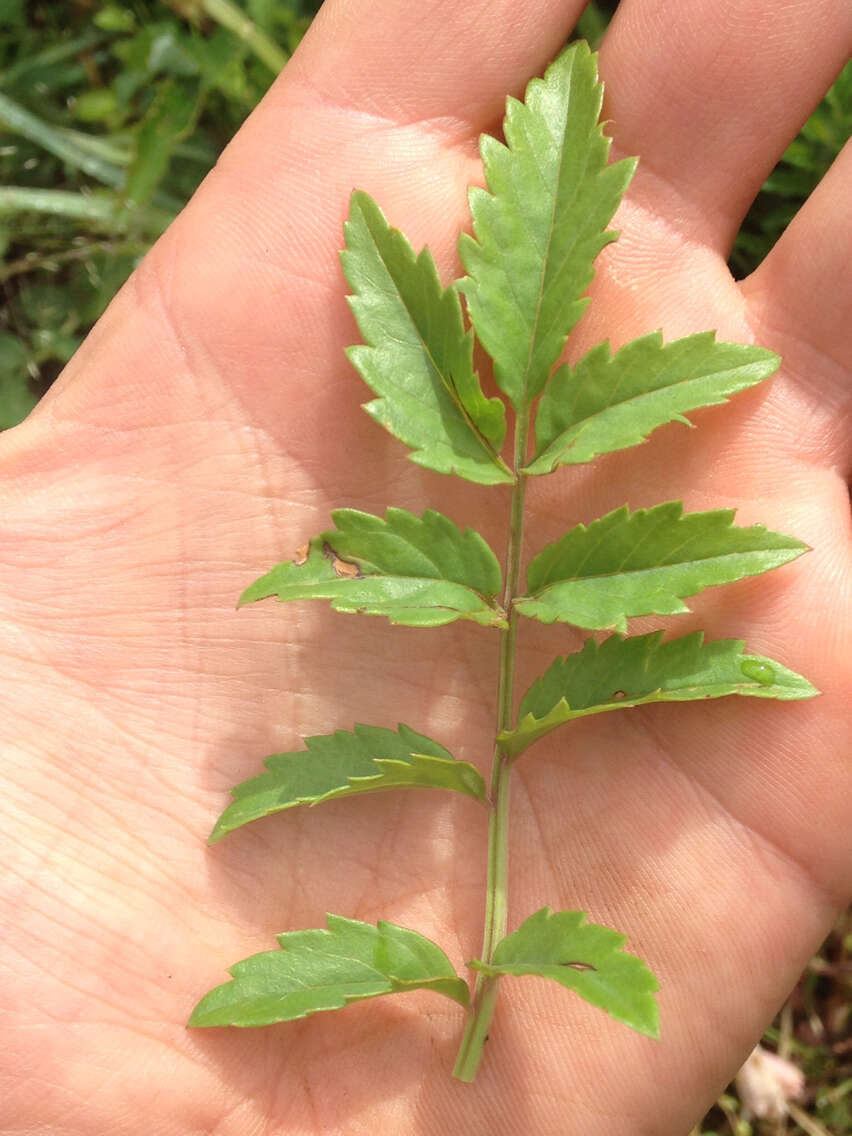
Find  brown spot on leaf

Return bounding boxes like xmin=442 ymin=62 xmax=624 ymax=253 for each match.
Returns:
xmin=321 ymin=541 xmax=362 ymax=578
xmin=558 ymin=961 xmax=596 ymax=972
xmin=333 ymin=556 xmax=360 ymax=578
xmin=612 ymin=690 xmax=627 ymax=700
xmin=293 ymin=543 xmax=309 ymax=567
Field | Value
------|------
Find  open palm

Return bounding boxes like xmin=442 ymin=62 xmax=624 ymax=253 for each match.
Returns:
xmin=2 ymin=1 xmax=850 ymax=1133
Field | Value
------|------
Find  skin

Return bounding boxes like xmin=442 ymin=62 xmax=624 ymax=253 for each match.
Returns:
xmin=1 ymin=0 xmax=850 ymax=1132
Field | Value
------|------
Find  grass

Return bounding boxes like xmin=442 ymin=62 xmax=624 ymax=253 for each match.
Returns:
xmin=0 ymin=4 xmax=849 ymax=1132
xmin=695 ymin=911 xmax=851 ymax=1136
xmin=0 ymin=0 xmax=321 ymax=427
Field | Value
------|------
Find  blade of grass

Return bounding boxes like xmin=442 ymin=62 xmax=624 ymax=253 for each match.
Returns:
xmin=170 ymin=0 xmax=288 ymax=74
xmin=53 ymin=126 xmax=132 ymax=168
xmin=202 ymin=0 xmax=288 ymax=72
xmin=786 ymin=1103 xmax=833 ymax=1136
xmin=0 ymin=186 xmax=172 ymax=234
xmin=0 ymin=29 xmax=106 ymax=90
xmin=0 ymin=91 xmax=124 ymax=187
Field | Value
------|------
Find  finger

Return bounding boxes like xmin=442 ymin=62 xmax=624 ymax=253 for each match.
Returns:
xmin=285 ymin=0 xmax=583 ymax=134
xmin=742 ymin=138 xmax=852 ymax=473
xmin=42 ymin=0 xmax=586 ymax=428
xmin=599 ymin=0 xmax=852 ymax=253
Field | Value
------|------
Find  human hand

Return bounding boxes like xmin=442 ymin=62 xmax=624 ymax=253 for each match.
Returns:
xmin=2 ymin=1 xmax=850 ymax=1132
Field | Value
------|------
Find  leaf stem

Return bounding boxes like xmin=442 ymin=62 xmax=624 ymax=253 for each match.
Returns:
xmin=451 ymin=745 xmax=512 ymax=1081
xmin=453 ymin=411 xmax=529 ymax=1082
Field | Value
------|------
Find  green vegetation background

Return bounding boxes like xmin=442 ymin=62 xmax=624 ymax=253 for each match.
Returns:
xmin=0 ymin=0 xmax=322 ymax=424
xmin=0 ymin=2 xmax=849 ymax=1132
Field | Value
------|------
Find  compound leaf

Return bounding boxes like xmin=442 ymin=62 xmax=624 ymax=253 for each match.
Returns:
xmin=516 ymin=501 xmax=806 ymax=631
xmin=500 ymin=631 xmax=818 ymax=757
xmin=459 ymin=42 xmax=635 ymax=409
xmin=210 ymin=724 xmax=487 ymax=843
xmin=189 ymin=914 xmax=470 ymax=1027
xmin=469 ymin=907 xmax=659 ymax=1038
xmin=342 ymin=190 xmax=511 ymax=485
xmin=526 ymin=332 xmax=780 ymax=474
xmin=241 ymin=507 xmax=506 ymax=629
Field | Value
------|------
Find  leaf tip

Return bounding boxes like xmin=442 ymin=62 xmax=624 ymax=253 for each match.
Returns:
xmin=346 ymin=187 xmax=375 ymax=221
xmin=207 ymin=823 xmax=227 ymax=846
xmin=238 ymin=572 xmax=277 ymax=607
xmin=186 ymin=1006 xmax=205 ymax=1028
xmin=186 ymin=993 xmax=220 ymax=1029
xmin=636 ymin=1006 xmax=661 ymax=1041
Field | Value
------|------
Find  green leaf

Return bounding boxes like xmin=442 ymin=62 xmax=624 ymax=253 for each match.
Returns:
xmin=342 ymin=191 xmax=511 ymax=485
xmin=525 ymin=332 xmax=780 ymax=474
xmin=210 ymin=723 xmax=487 ymax=842
xmin=189 ymin=914 xmax=470 ymax=1027
xmin=0 ymin=333 xmax=37 ymax=430
xmin=500 ymin=631 xmax=818 ymax=757
xmin=122 ymin=78 xmax=204 ymax=210
xmin=516 ymin=501 xmax=807 ymax=631
xmin=240 ymin=506 xmax=506 ymax=628
xmin=469 ymin=907 xmax=659 ymax=1038
xmin=72 ymin=88 xmax=119 ymax=123
xmin=458 ymin=42 xmax=635 ymax=409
